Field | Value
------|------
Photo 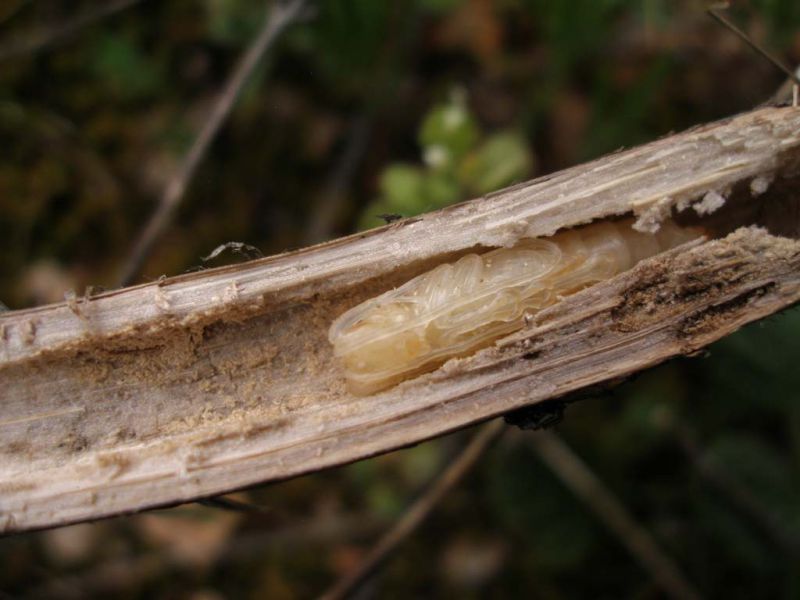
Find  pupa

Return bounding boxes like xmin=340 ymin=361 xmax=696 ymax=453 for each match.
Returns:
xmin=329 ymin=218 xmax=701 ymax=395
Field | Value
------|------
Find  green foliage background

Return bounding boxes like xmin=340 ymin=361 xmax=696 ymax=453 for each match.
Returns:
xmin=1 ymin=0 xmax=800 ymax=597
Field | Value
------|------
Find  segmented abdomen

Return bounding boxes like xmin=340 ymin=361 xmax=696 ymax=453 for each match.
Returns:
xmin=329 ymin=219 xmax=700 ymax=395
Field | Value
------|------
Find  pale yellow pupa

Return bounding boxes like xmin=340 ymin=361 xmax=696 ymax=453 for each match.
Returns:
xmin=329 ymin=219 xmax=701 ymax=395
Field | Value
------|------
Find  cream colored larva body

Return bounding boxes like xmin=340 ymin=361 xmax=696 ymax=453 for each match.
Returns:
xmin=329 ymin=219 xmax=700 ymax=395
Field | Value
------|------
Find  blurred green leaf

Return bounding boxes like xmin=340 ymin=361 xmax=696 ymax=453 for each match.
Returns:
xmin=361 ymin=90 xmax=533 ymax=231
xmin=422 ymin=171 xmax=461 ymax=208
xmin=380 ymin=163 xmax=427 ymax=211
xmin=91 ymin=35 xmax=163 ymax=101
xmin=459 ymin=131 xmax=534 ymax=195
xmin=359 ymin=164 xmax=462 ymax=230
xmin=419 ymin=92 xmax=480 ymax=171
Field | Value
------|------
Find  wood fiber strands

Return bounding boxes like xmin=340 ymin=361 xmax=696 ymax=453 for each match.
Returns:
xmin=2 ymin=106 xmax=800 ymax=532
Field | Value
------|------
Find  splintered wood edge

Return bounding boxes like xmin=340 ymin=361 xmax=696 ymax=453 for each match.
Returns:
xmin=2 ymin=106 xmax=800 ymax=533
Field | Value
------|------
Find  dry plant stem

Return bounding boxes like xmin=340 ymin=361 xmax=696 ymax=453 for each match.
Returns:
xmin=0 ymin=0 xmax=142 ymax=61
xmin=319 ymin=420 xmax=505 ymax=600
xmin=3 ymin=107 xmax=800 ymax=533
xmin=117 ymin=0 xmax=307 ymax=286
xmin=530 ymin=431 xmax=703 ymax=600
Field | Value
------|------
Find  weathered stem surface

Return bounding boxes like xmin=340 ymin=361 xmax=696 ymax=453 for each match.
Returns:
xmin=2 ymin=107 xmax=800 ymax=533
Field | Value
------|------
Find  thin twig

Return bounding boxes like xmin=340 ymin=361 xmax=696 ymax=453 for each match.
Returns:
xmin=117 ymin=0 xmax=308 ymax=286
xmin=530 ymin=431 xmax=704 ymax=600
xmin=4 ymin=107 xmax=800 ymax=534
xmin=0 ymin=0 xmax=142 ymax=61
xmin=319 ymin=419 xmax=505 ymax=600
xmin=707 ymin=2 xmax=800 ymax=86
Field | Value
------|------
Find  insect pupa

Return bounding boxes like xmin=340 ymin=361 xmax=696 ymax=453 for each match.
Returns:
xmin=329 ymin=219 xmax=702 ymax=395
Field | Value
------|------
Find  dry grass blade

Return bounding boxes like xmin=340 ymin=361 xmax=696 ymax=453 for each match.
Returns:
xmin=2 ymin=106 xmax=800 ymax=533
